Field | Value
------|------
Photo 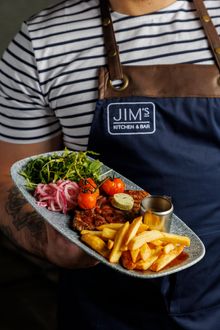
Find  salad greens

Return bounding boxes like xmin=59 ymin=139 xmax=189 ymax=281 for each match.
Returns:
xmin=19 ymin=148 xmax=103 ymax=190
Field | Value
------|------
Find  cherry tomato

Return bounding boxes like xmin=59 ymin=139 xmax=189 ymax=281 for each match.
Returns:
xmin=77 ymin=191 xmax=98 ymax=209
xmin=101 ymin=177 xmax=125 ymax=196
xmin=78 ymin=178 xmax=99 ymax=197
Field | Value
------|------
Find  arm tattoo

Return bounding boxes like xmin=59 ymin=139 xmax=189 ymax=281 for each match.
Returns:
xmin=4 ymin=185 xmax=47 ymax=249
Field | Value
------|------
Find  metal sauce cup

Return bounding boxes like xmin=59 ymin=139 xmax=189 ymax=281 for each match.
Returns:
xmin=140 ymin=195 xmax=173 ymax=232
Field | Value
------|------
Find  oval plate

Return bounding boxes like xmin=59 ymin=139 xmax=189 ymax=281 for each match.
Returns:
xmin=10 ymin=151 xmax=205 ymax=278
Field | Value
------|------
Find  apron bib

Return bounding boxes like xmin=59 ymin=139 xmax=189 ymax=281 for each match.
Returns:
xmin=88 ymin=0 xmax=220 ymax=235
xmin=59 ymin=1 xmax=220 ymax=329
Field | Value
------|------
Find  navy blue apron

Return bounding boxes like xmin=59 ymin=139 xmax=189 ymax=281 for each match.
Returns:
xmin=58 ymin=1 xmax=220 ymax=329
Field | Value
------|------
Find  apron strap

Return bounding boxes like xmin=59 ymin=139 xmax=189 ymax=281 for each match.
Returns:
xmin=100 ymin=0 xmax=220 ymax=79
xmin=193 ymin=0 xmax=220 ymax=72
xmin=99 ymin=0 xmax=123 ymax=81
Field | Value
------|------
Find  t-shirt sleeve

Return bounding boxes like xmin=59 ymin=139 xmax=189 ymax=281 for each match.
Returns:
xmin=0 ymin=22 xmax=61 ymax=144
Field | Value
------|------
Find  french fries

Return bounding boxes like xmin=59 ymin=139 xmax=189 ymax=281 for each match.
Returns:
xmin=150 ymin=245 xmax=185 ymax=272
xmin=102 ymin=227 xmax=117 ymax=240
xmin=81 ymin=233 xmax=109 ymax=257
xmin=128 ymin=230 xmax=163 ymax=250
xmin=80 ymin=216 xmax=190 ymax=273
xmin=109 ymin=221 xmax=130 ymax=263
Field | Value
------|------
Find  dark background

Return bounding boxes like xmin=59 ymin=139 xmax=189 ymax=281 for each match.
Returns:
xmin=0 ymin=0 xmax=60 ymax=56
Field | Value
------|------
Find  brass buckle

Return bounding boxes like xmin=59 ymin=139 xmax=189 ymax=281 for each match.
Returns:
xmin=109 ymin=74 xmax=129 ymax=92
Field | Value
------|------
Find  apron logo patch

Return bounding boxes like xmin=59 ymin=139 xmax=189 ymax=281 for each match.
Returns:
xmin=107 ymin=102 xmax=156 ymax=135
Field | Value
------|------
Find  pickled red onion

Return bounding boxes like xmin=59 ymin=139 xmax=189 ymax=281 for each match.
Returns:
xmin=34 ymin=180 xmax=79 ymax=214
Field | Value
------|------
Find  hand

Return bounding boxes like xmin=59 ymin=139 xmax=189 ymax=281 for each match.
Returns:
xmin=45 ymin=223 xmax=99 ymax=269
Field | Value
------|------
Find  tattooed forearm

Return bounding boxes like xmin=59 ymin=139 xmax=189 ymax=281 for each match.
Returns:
xmin=5 ymin=185 xmax=27 ymax=216
xmin=5 ymin=185 xmax=47 ymax=249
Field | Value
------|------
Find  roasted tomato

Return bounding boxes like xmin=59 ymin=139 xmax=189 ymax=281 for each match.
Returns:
xmin=101 ymin=177 xmax=125 ymax=196
xmin=77 ymin=191 xmax=98 ymax=209
xmin=79 ymin=178 xmax=99 ymax=197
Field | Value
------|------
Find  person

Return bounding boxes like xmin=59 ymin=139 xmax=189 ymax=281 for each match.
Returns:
xmin=1 ymin=0 xmax=220 ymax=329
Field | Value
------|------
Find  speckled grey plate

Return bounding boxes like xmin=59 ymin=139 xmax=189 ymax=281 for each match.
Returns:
xmin=10 ymin=151 xmax=205 ymax=278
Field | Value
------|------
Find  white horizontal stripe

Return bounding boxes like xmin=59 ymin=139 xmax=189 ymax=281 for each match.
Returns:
xmin=1 ymin=122 xmax=61 ymax=137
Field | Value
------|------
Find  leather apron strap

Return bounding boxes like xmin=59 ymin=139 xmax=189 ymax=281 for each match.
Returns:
xmin=99 ymin=0 xmax=123 ymax=81
xmin=193 ymin=0 xmax=220 ymax=71
xmin=100 ymin=0 xmax=220 ymax=79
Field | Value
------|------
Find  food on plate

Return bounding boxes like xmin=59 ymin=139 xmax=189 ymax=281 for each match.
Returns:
xmin=19 ymin=147 xmax=148 ymax=226
xmin=19 ymin=147 xmax=147 ymax=219
xmin=34 ymin=180 xmax=79 ymax=214
xmin=80 ymin=216 xmax=190 ymax=272
xmin=71 ymin=190 xmax=149 ymax=231
xmin=109 ymin=221 xmax=130 ymax=263
xmin=78 ymin=177 xmax=99 ymax=196
xmin=81 ymin=234 xmax=109 ymax=257
xmin=77 ymin=177 xmax=100 ymax=209
xmin=19 ymin=149 xmax=103 ymax=213
xmin=111 ymin=192 xmax=134 ymax=210
xmin=100 ymin=177 xmax=125 ymax=195
xmin=15 ymin=149 xmax=197 ymax=274
xmin=149 ymin=245 xmax=185 ymax=272
xmin=77 ymin=190 xmax=98 ymax=209
xmin=122 ymin=216 xmax=143 ymax=247
xmin=128 ymin=229 xmax=164 ymax=250
xmin=19 ymin=148 xmax=103 ymax=190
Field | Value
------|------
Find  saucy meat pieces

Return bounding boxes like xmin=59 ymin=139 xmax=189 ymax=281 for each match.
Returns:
xmin=71 ymin=190 xmax=149 ymax=231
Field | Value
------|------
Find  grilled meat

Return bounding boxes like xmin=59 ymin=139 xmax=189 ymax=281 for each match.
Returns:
xmin=71 ymin=190 xmax=149 ymax=232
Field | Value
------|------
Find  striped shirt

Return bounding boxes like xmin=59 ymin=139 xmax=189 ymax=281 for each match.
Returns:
xmin=1 ymin=0 xmax=220 ymax=150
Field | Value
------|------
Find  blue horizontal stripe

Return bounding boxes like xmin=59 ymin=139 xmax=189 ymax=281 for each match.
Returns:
xmin=28 ymin=5 xmax=100 ymax=26
xmin=118 ymin=27 xmax=204 ymax=44
xmin=33 ymin=33 xmax=102 ymax=50
xmin=40 ymin=65 xmax=101 ymax=86
xmin=123 ymin=47 xmax=211 ymax=64
xmin=49 ymin=87 xmax=97 ymax=102
xmin=1 ymin=58 xmax=39 ymax=82
xmin=0 ymin=69 xmax=43 ymax=96
xmin=116 ymin=17 xmax=200 ymax=34
xmin=1 ymin=120 xmax=59 ymax=130
xmin=62 ymin=132 xmax=90 ymax=139
xmin=0 ymin=127 xmax=61 ymax=140
xmin=57 ymin=110 xmax=95 ymax=120
xmin=55 ymin=99 xmax=96 ymax=111
xmin=19 ymin=30 xmax=31 ymax=42
xmin=48 ymin=76 xmax=97 ymax=94
xmin=0 ymin=103 xmax=44 ymax=111
xmin=61 ymin=122 xmax=91 ymax=129
xmin=120 ymin=36 xmax=206 ymax=54
xmin=3 ymin=96 xmax=42 ymax=106
xmin=38 ymin=55 xmax=103 ymax=73
xmin=0 ymin=112 xmax=52 ymax=120
xmin=31 ymin=23 xmax=102 ymax=41
xmin=0 ymin=80 xmax=41 ymax=100
xmin=6 ymin=48 xmax=37 ymax=70
xmin=12 ymin=39 xmax=34 ymax=57
xmin=35 ymin=43 xmax=103 ymax=62
xmin=28 ymin=15 xmax=100 ymax=33
xmin=63 ymin=139 xmax=88 ymax=149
